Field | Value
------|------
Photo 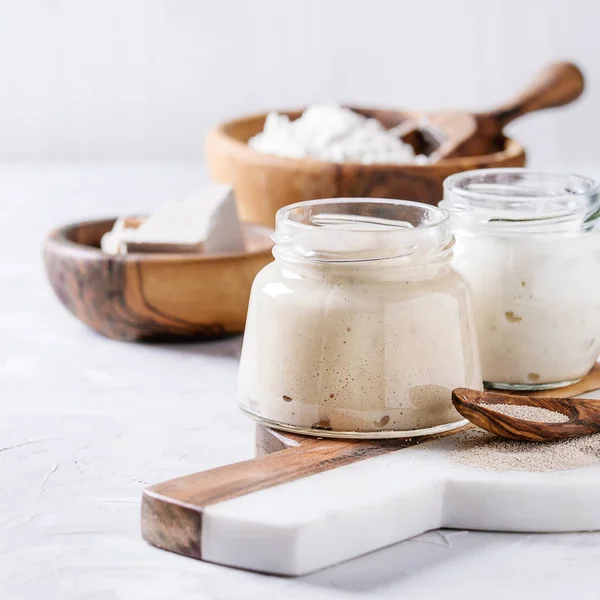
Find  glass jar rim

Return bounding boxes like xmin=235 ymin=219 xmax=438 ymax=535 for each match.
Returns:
xmin=274 ymin=198 xmax=452 ymax=263
xmin=442 ymin=168 xmax=600 ymax=229
xmin=277 ymin=198 xmax=449 ymax=231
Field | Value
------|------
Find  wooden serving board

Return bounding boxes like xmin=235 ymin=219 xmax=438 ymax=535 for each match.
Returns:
xmin=142 ymin=367 xmax=600 ymax=576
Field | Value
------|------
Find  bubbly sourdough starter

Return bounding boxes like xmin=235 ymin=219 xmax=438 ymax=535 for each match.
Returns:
xmin=452 ymin=231 xmax=600 ymax=386
xmin=238 ymin=260 xmax=481 ymax=433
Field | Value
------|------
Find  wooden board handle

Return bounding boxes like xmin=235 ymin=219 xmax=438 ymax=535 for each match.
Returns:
xmin=481 ymin=61 xmax=585 ymax=130
xmin=141 ymin=434 xmax=406 ymax=559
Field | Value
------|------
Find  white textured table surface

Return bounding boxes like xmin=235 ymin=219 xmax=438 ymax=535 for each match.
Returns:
xmin=2 ymin=163 xmax=600 ymax=600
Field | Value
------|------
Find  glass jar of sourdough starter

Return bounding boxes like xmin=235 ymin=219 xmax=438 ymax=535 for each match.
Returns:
xmin=238 ymin=198 xmax=482 ymax=439
xmin=442 ymin=169 xmax=600 ymax=390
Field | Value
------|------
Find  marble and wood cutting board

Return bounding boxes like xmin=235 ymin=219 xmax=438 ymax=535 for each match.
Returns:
xmin=141 ymin=370 xmax=600 ymax=576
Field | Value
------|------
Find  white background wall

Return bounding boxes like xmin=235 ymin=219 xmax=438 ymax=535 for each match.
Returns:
xmin=0 ymin=0 xmax=598 ymax=167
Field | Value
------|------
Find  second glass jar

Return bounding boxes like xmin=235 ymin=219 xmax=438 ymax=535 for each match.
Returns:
xmin=442 ymin=168 xmax=600 ymax=390
xmin=238 ymin=198 xmax=482 ymax=438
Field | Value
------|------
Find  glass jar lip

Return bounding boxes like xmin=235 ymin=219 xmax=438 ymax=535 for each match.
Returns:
xmin=277 ymin=197 xmax=450 ymax=232
xmin=274 ymin=198 xmax=452 ymax=264
xmin=442 ymin=168 xmax=600 ymax=229
xmin=444 ymin=167 xmax=600 ymax=202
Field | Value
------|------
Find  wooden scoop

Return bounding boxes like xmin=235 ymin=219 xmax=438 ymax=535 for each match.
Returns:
xmin=452 ymin=366 xmax=600 ymax=442
xmin=402 ymin=61 xmax=585 ymax=159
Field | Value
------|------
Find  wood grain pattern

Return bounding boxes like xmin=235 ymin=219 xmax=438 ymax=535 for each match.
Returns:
xmin=446 ymin=61 xmax=585 ymax=158
xmin=205 ymin=108 xmax=526 ymax=227
xmin=142 ymin=434 xmax=412 ymax=559
xmin=142 ymin=423 xmax=473 ymax=559
xmin=255 ymin=424 xmax=306 ymax=457
xmin=452 ymin=364 xmax=600 ymax=442
xmin=43 ymin=218 xmax=273 ymax=341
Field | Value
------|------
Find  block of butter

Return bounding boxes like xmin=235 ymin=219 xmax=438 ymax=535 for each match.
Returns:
xmin=100 ymin=184 xmax=245 ymax=255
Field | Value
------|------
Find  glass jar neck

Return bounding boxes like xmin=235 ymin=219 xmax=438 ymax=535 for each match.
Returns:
xmin=272 ymin=198 xmax=453 ymax=269
xmin=441 ymin=168 xmax=600 ymax=235
xmin=276 ymin=253 xmax=454 ymax=284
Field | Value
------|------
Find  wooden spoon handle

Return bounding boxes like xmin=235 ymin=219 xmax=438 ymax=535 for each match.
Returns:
xmin=480 ymin=61 xmax=585 ymax=130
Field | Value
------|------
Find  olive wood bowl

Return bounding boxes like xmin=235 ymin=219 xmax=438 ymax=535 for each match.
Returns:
xmin=205 ymin=107 xmax=526 ymax=226
xmin=43 ymin=218 xmax=273 ymax=341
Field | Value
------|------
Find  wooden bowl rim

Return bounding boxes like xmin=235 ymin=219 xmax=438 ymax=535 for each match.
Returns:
xmin=44 ymin=218 xmax=274 ymax=264
xmin=208 ymin=106 xmax=526 ymax=170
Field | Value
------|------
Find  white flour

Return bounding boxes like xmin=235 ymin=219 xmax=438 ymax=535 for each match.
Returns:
xmin=249 ymin=104 xmax=429 ymax=165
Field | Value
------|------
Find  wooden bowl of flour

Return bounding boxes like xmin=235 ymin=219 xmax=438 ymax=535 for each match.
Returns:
xmin=43 ymin=218 xmax=273 ymax=341
xmin=205 ymin=107 xmax=526 ymax=227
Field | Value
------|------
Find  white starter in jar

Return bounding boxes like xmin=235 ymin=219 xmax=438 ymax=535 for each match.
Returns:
xmin=238 ymin=198 xmax=482 ymax=439
xmin=442 ymin=168 xmax=600 ymax=390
